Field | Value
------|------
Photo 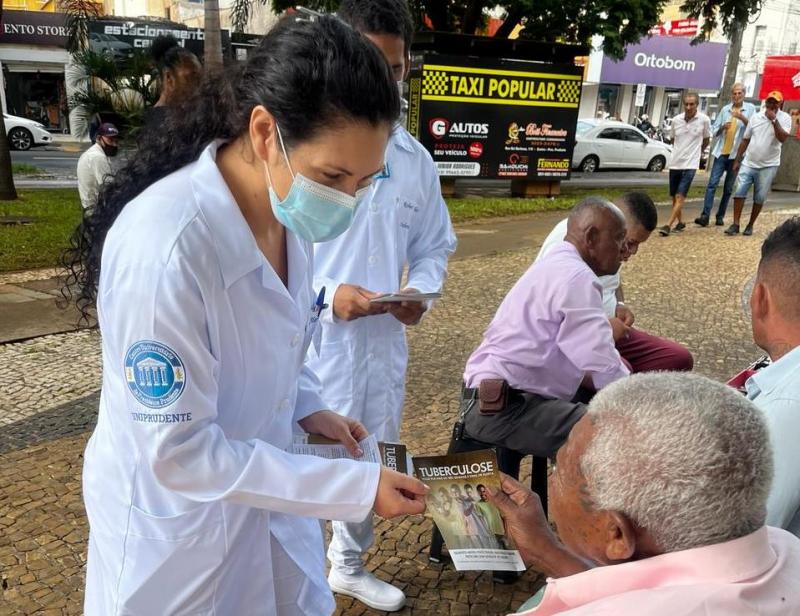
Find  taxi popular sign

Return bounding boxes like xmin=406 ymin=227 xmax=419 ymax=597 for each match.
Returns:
xmin=408 ymin=55 xmax=582 ymax=179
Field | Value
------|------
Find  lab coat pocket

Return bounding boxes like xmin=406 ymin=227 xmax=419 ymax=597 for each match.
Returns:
xmin=314 ymin=339 xmax=355 ymax=410
xmin=117 ymin=502 xmax=225 ymax=615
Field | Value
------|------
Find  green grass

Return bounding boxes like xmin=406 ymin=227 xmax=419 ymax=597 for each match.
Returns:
xmin=446 ymin=185 xmax=705 ymax=223
xmin=11 ymin=163 xmax=46 ymax=176
xmin=0 ymin=183 xmax=705 ymax=272
xmin=0 ymin=189 xmax=82 ymax=272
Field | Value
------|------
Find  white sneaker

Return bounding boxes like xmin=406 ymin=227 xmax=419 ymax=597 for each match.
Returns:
xmin=328 ymin=568 xmax=406 ymax=612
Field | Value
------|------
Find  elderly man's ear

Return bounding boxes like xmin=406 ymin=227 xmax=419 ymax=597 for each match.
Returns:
xmin=603 ymin=511 xmax=637 ymax=562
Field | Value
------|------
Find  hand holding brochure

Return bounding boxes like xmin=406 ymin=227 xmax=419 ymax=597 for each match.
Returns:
xmin=370 ymin=291 xmax=442 ymax=304
xmin=414 ymin=450 xmax=526 ymax=572
xmin=292 ymin=433 xmax=382 ymax=463
xmin=292 ymin=434 xmax=413 ymax=472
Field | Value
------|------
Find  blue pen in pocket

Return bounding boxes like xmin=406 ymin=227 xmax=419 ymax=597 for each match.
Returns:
xmin=311 ymin=286 xmax=327 ymax=324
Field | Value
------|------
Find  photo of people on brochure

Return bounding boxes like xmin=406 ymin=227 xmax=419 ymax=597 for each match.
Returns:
xmin=414 ymin=450 xmax=525 ymax=571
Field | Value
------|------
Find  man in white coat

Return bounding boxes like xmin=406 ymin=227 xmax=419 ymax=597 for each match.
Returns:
xmin=308 ymin=0 xmax=456 ymax=610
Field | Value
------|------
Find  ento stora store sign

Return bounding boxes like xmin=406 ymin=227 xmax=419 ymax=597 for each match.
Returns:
xmin=0 ymin=10 xmax=68 ymax=47
xmin=601 ymin=36 xmax=728 ymax=90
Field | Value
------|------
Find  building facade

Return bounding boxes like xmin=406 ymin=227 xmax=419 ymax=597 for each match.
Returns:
xmin=0 ymin=10 xmax=74 ymax=134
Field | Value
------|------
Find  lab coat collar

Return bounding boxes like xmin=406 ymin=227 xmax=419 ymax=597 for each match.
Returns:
xmin=191 ymin=141 xmax=264 ymax=289
xmin=258 ymin=228 xmax=309 ymax=303
xmin=391 ymin=124 xmax=416 ymax=153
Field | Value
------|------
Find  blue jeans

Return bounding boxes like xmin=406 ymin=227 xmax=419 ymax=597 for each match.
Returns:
xmin=734 ymin=164 xmax=779 ymax=204
xmin=702 ymin=154 xmax=736 ymax=219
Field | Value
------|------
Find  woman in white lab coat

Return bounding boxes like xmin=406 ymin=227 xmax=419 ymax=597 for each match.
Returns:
xmin=61 ymin=15 xmax=427 ymax=615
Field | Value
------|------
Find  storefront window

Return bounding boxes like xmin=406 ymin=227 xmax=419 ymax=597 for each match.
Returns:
xmin=664 ymin=89 xmax=683 ymax=121
xmin=597 ymin=84 xmax=620 ymax=119
xmin=4 ymin=71 xmax=70 ymax=133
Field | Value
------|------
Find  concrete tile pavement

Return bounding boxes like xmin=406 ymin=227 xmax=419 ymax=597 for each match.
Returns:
xmin=0 ymin=205 xmax=798 ymax=615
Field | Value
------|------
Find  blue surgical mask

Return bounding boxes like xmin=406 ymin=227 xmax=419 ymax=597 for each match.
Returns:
xmin=265 ymin=125 xmax=368 ymax=243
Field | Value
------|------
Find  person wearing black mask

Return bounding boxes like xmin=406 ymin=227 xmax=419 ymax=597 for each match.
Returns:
xmin=77 ymin=122 xmax=119 ymax=211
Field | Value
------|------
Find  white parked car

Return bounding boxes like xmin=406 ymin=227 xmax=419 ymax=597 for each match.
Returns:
xmin=3 ymin=113 xmax=53 ymax=151
xmin=572 ymin=119 xmax=672 ymax=173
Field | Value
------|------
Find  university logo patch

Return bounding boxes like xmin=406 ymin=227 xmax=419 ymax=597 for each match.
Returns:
xmin=124 ymin=340 xmax=186 ymax=409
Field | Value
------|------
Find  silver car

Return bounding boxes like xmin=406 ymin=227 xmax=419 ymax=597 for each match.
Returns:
xmin=572 ymin=119 xmax=672 ymax=173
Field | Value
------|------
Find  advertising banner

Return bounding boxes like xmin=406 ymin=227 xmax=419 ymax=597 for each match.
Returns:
xmin=0 ymin=10 xmax=68 ymax=48
xmin=649 ymin=18 xmax=699 ymax=37
xmin=408 ymin=54 xmax=583 ymax=179
xmin=89 ymin=19 xmax=230 ymax=58
xmin=601 ymin=36 xmax=727 ymax=90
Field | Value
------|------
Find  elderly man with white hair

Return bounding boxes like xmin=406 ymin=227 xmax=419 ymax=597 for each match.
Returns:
xmin=487 ymin=372 xmax=800 ymax=615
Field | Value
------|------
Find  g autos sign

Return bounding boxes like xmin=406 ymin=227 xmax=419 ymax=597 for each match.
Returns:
xmin=601 ymin=36 xmax=727 ymax=90
xmin=0 ymin=10 xmax=68 ymax=48
xmin=408 ymin=55 xmax=582 ymax=179
xmin=89 ymin=20 xmax=230 ymax=57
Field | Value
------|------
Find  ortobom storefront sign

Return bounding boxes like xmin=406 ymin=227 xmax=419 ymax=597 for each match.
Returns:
xmin=601 ymin=36 xmax=728 ymax=90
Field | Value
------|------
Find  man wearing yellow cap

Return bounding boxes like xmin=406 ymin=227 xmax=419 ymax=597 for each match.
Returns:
xmin=726 ymin=91 xmax=792 ymax=236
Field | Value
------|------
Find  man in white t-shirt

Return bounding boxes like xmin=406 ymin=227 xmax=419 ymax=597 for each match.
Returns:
xmin=537 ymin=192 xmax=693 ymax=373
xmin=77 ymin=122 xmax=119 ymax=211
xmin=725 ymin=91 xmax=792 ymax=236
xmin=660 ymin=93 xmax=711 ymax=237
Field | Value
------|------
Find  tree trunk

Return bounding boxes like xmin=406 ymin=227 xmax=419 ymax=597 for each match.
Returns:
xmin=204 ymin=0 xmax=224 ymax=72
xmin=0 ymin=0 xmax=14 ymax=201
xmin=718 ymin=22 xmax=745 ymax=106
xmin=0 ymin=107 xmax=18 ymax=201
xmin=493 ymin=8 xmax=522 ymax=38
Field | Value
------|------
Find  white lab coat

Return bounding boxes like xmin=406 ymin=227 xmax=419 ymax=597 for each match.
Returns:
xmin=307 ymin=127 xmax=456 ymax=441
xmin=82 ymin=142 xmax=381 ymax=615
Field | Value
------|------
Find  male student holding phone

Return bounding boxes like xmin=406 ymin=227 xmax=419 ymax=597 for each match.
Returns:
xmin=305 ymin=0 xmax=456 ymax=610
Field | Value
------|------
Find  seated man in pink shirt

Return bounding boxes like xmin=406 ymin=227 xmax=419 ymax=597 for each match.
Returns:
xmin=536 ymin=192 xmax=693 ymax=373
xmin=487 ymin=372 xmax=800 ymax=616
xmin=461 ymin=197 xmax=630 ymax=457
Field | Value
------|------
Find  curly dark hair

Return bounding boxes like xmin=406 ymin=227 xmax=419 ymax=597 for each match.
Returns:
xmin=150 ymin=34 xmax=199 ymax=76
xmin=60 ymin=15 xmax=400 ymax=325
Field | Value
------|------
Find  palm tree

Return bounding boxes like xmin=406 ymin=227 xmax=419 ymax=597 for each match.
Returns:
xmin=0 ymin=2 xmax=18 ymax=200
xmin=205 ymin=0 xmax=224 ymax=71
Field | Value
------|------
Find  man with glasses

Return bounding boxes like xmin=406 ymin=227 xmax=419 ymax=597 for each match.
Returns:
xmin=695 ymin=83 xmax=755 ymax=227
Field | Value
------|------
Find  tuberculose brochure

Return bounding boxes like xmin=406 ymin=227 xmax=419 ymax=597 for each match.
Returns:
xmin=413 ymin=450 xmax=526 ymax=572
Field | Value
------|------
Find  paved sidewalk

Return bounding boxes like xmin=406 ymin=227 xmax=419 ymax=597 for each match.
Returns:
xmin=0 ymin=204 xmax=798 ymax=615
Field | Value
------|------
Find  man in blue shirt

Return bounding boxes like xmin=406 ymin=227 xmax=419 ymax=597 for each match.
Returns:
xmin=747 ymin=216 xmax=800 ymax=536
xmin=695 ymin=83 xmax=755 ymax=227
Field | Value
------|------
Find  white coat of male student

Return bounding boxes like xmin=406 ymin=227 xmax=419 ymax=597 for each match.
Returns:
xmin=307 ymin=0 xmax=456 ymax=611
